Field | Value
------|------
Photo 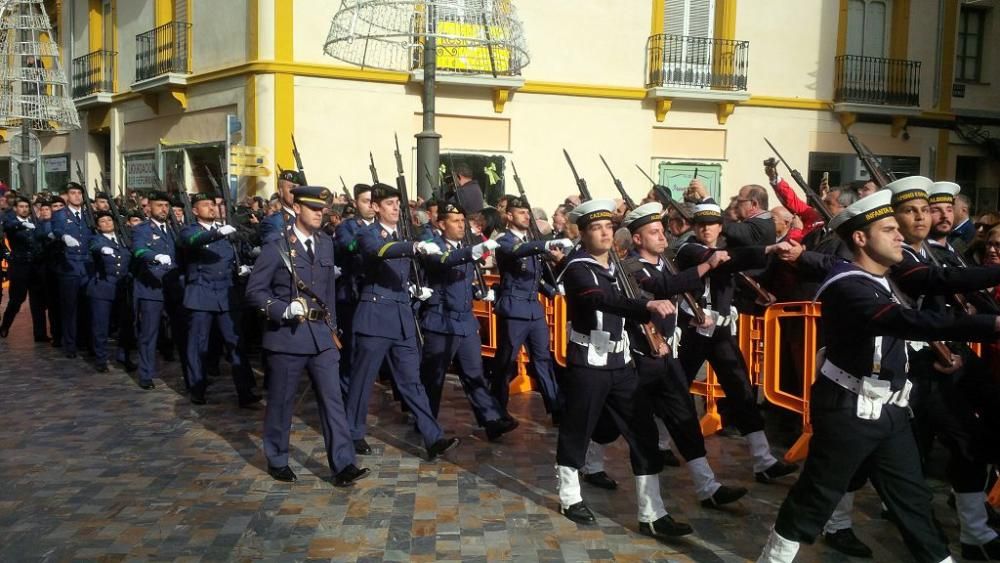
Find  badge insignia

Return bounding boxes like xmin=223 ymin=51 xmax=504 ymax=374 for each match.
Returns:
xmin=381 ymin=230 xmax=388 ymax=238
xmin=152 ymin=234 xmax=160 ymax=240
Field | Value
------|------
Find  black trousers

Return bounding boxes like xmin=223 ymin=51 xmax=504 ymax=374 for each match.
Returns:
xmin=774 ymin=378 xmax=950 ymax=563
xmin=678 ymin=327 xmax=765 ymax=435
xmin=633 ymin=354 xmax=707 ymax=462
xmin=1 ymin=261 xmax=47 ymax=339
xmin=556 ymin=364 xmax=661 ymax=476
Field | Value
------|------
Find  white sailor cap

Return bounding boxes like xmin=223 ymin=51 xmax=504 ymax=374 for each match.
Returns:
xmin=886 ymin=175 xmax=933 ymax=207
xmin=622 ymin=202 xmax=663 ymax=233
xmin=828 ymin=189 xmax=895 ymax=235
xmin=691 ymin=199 xmax=723 ymax=224
xmin=928 ymin=181 xmax=960 ymax=205
xmin=569 ymin=199 xmax=616 ymax=228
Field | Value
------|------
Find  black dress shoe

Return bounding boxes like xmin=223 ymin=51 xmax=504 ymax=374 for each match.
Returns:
xmin=427 ymin=437 xmax=460 ymax=461
xmin=824 ymin=528 xmax=873 ymax=558
xmin=560 ymin=501 xmax=596 ymax=525
xmin=962 ymin=537 xmax=1000 ymax=561
xmin=34 ymin=336 xmax=50 ymax=343
xmin=582 ymin=471 xmax=618 ymax=490
xmin=239 ymin=393 xmax=262 ymax=408
xmin=0 ymin=327 xmax=9 ymax=338
xmin=755 ymin=460 xmax=799 ymax=483
xmin=354 ymin=439 xmax=373 ymax=455
xmin=120 ymin=360 xmax=138 ymax=373
xmin=639 ymin=514 xmax=694 ymax=539
xmin=51 ymin=340 xmax=62 ymax=348
xmin=267 ymin=465 xmax=297 ymax=482
xmin=334 ymin=464 xmax=371 ymax=487
xmin=660 ymin=449 xmax=682 ymax=467
xmin=190 ymin=394 xmax=207 ymax=405
xmin=700 ymin=485 xmax=748 ymax=508
xmin=484 ymin=417 xmax=519 ymax=441
xmin=95 ymin=363 xmax=109 ymax=373
xmin=139 ymin=381 xmax=156 ymax=390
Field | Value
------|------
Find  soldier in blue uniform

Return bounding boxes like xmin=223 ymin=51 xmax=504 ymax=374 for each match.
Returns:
xmin=489 ymin=196 xmax=571 ymax=419
xmin=344 ymin=183 xmax=460 ymax=460
xmin=419 ymin=201 xmax=519 ymax=440
xmin=179 ymin=193 xmax=258 ymax=406
xmin=132 ymin=191 xmax=185 ymax=389
xmin=246 ymin=186 xmax=369 ymax=486
xmin=259 ymin=170 xmax=302 ymax=244
xmin=87 ymin=211 xmax=135 ymax=374
xmin=0 ymin=196 xmax=48 ymax=341
xmin=334 ymin=183 xmax=376 ymax=396
xmin=757 ymin=189 xmax=1000 ymax=563
xmin=50 ymin=182 xmax=94 ymax=358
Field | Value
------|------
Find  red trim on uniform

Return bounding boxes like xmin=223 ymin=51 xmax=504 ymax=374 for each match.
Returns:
xmin=579 ymin=288 xmax=604 ymax=296
xmin=896 ymin=265 xmax=929 ymax=278
xmin=872 ymin=303 xmax=896 ymax=320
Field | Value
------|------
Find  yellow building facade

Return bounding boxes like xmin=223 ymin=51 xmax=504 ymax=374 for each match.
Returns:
xmin=4 ymin=0 xmax=1000 ymax=214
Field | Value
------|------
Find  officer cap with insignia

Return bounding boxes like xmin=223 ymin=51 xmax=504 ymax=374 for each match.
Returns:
xmin=506 ymin=196 xmax=530 ymax=210
xmin=278 ymin=170 xmax=303 ymax=185
xmin=569 ymin=199 xmax=616 ymax=229
xmin=887 ymin=175 xmax=932 ymax=207
xmin=190 ymin=192 xmax=214 ymax=204
xmin=371 ymin=182 xmax=401 ymax=203
xmin=622 ymin=202 xmax=663 ymax=234
xmin=928 ymin=181 xmax=960 ymax=205
xmin=828 ymin=188 xmax=895 ymax=237
xmin=691 ymin=199 xmax=724 ymax=224
xmin=148 ymin=191 xmax=171 ymax=203
xmin=437 ymin=198 xmax=466 ymax=218
xmin=291 ymin=186 xmax=332 ymax=210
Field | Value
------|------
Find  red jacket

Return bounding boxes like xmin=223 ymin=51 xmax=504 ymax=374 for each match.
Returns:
xmin=770 ymin=177 xmax=825 ymax=241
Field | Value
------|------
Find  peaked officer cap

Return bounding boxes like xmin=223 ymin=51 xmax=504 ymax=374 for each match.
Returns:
xmin=291 ymin=186 xmax=332 ymax=210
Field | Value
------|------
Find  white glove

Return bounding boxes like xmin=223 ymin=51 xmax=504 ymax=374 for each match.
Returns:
xmin=283 ymin=300 xmax=306 ymax=320
xmin=218 ymin=225 xmax=237 ymax=236
xmin=101 ymin=247 xmax=115 ymax=256
xmin=545 ymin=238 xmax=573 ymax=251
xmin=415 ymin=287 xmax=434 ymax=301
xmin=153 ymin=254 xmax=172 ymax=266
xmin=62 ymin=234 xmax=80 ymax=248
xmin=471 ymin=239 xmax=500 ymax=260
xmin=48 ymin=232 xmax=56 ymax=240
xmin=482 ymin=288 xmax=496 ymax=303
xmin=557 ymin=283 xmax=566 ymax=296
xmin=23 ymin=221 xmax=35 ymax=230
xmin=238 ymin=265 xmax=252 ymax=277
xmin=415 ymin=241 xmax=442 ymax=256
xmin=334 ymin=265 xmax=343 ymax=279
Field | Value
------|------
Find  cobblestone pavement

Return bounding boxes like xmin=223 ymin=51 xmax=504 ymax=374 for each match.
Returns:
xmin=0 ymin=321 xmax=973 ymax=562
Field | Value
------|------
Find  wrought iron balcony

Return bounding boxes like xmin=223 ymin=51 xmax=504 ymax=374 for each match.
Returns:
xmin=135 ymin=21 xmax=191 ymax=82
xmin=834 ymin=55 xmax=920 ymax=107
xmin=72 ymin=50 xmax=116 ymax=98
xmin=645 ymin=34 xmax=749 ymax=91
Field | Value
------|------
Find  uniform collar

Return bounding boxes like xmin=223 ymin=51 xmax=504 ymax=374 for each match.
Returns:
xmin=292 ymin=225 xmax=314 ymax=248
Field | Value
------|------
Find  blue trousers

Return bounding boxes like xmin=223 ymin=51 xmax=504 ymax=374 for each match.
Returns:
xmin=136 ymin=298 xmax=185 ymax=384
xmin=91 ymin=297 xmax=132 ymax=366
xmin=57 ymin=273 xmax=88 ymax=354
xmin=185 ymin=309 xmax=253 ymax=400
xmin=347 ymin=333 xmax=443 ymax=447
xmin=335 ymin=300 xmax=356 ymax=399
xmin=489 ymin=316 xmax=560 ymax=412
xmin=1 ymin=261 xmax=47 ymax=339
xmin=420 ymin=330 xmax=504 ymax=424
xmin=263 ymin=348 xmax=356 ymax=473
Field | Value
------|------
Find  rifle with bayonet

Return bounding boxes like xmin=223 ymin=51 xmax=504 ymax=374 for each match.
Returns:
xmin=339 ymin=176 xmax=356 ymax=209
xmin=369 ymin=152 xmax=380 ymax=184
xmin=291 ymin=135 xmax=309 ymax=185
xmin=205 ymin=161 xmax=244 ymax=271
xmin=392 ymin=135 xmax=428 ymax=344
xmin=73 ymin=162 xmax=97 ymax=231
xmin=151 ymin=167 xmax=182 ymax=236
xmin=634 ymin=163 xmax=776 ymax=307
xmin=563 ymin=150 xmax=669 ymax=357
xmin=600 ymin=155 xmax=706 ymax=326
xmin=763 ymin=137 xmax=833 ymax=223
xmin=444 ymin=156 xmax=489 ymax=299
xmin=171 ymin=164 xmax=195 ymax=225
xmin=509 ymin=161 xmax=559 ymax=286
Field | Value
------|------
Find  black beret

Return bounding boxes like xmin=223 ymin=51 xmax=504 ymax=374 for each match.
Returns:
xmin=190 ymin=192 xmax=214 ymax=204
xmin=371 ymin=182 xmax=401 ymax=203
xmin=148 ymin=191 xmax=171 ymax=203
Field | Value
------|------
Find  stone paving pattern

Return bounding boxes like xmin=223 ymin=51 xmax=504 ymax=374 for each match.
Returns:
xmin=0 ymin=322 xmax=975 ymax=562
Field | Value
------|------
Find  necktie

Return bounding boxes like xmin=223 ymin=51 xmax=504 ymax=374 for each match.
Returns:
xmin=390 ymin=231 xmax=398 ymax=242
xmin=161 ymin=224 xmax=168 ymax=237
xmin=305 ymin=239 xmax=315 ymax=262
xmin=74 ymin=211 xmax=81 ymax=222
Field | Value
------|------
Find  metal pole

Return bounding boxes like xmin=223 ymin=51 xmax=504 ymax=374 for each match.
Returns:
xmin=19 ymin=120 xmax=35 ymax=196
xmin=415 ymin=3 xmax=440 ymax=201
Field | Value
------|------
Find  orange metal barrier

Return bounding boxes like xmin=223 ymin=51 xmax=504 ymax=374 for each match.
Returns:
xmin=473 ymin=274 xmax=538 ymax=395
xmin=761 ymin=301 xmax=822 ymax=463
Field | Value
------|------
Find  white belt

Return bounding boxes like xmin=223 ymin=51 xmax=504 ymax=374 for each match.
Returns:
xmin=569 ymin=329 xmax=626 ymax=353
xmin=821 ymin=359 xmax=912 ymax=420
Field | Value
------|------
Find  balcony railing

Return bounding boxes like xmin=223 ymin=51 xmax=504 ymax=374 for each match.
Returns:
xmin=834 ymin=55 xmax=921 ymax=107
xmin=135 ymin=21 xmax=191 ymax=82
xmin=645 ymin=34 xmax=749 ymax=90
xmin=72 ymin=50 xmax=116 ymax=98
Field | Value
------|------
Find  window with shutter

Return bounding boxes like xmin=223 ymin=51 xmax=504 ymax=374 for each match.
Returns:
xmin=660 ymin=0 xmax=716 ymax=88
